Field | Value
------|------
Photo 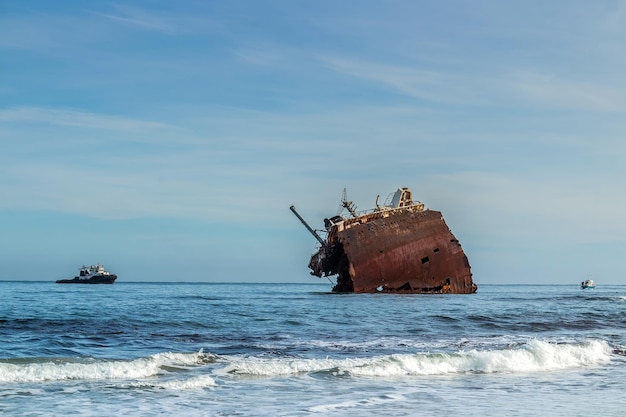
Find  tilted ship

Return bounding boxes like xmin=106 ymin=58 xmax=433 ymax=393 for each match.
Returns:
xmin=290 ymin=187 xmax=477 ymax=294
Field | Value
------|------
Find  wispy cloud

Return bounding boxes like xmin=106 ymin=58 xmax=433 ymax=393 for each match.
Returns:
xmin=0 ymin=106 xmax=176 ymax=131
xmin=508 ymin=70 xmax=626 ymax=112
xmin=0 ymin=104 xmax=474 ymax=222
xmin=322 ymin=55 xmax=626 ymax=113
xmin=321 ymin=56 xmax=475 ymax=104
xmin=234 ymin=48 xmax=285 ymax=67
xmin=89 ymin=5 xmax=180 ymax=34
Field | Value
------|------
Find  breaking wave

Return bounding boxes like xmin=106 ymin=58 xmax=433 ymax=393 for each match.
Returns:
xmin=0 ymin=340 xmax=614 ymax=385
xmin=225 ymin=339 xmax=612 ymax=377
xmin=0 ymin=351 xmax=216 ymax=384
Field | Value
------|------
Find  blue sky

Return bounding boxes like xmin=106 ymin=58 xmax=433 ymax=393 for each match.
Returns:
xmin=1 ymin=1 xmax=626 ymax=284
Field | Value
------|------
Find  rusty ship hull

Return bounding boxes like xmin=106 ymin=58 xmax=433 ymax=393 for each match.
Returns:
xmin=293 ymin=187 xmax=477 ymax=294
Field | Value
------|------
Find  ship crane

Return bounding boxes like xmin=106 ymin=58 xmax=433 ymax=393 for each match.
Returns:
xmin=289 ymin=205 xmax=335 ymax=285
xmin=289 ymin=205 xmax=326 ymax=247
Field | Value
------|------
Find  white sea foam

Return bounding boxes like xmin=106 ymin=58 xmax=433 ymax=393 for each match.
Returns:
xmin=222 ymin=356 xmax=364 ymax=376
xmin=0 ymin=351 xmax=215 ymax=383
xmin=225 ymin=339 xmax=612 ymax=377
xmin=291 ymin=334 xmax=529 ymax=352
xmin=157 ymin=374 xmax=216 ymax=389
xmin=126 ymin=374 xmax=217 ymax=390
xmin=308 ymin=393 xmax=406 ymax=413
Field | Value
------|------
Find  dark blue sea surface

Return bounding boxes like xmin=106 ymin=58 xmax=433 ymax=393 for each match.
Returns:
xmin=1 ymin=282 xmax=625 ymax=416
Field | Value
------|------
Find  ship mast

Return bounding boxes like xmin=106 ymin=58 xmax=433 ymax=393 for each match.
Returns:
xmin=341 ymin=188 xmax=358 ymax=217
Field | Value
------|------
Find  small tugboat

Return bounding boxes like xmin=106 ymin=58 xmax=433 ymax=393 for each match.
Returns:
xmin=581 ymin=279 xmax=595 ymax=289
xmin=56 ymin=264 xmax=118 ymax=284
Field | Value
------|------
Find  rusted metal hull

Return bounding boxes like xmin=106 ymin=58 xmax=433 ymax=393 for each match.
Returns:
xmin=309 ymin=208 xmax=476 ymax=294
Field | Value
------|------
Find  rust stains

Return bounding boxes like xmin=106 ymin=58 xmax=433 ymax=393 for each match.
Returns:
xmin=294 ymin=187 xmax=477 ymax=294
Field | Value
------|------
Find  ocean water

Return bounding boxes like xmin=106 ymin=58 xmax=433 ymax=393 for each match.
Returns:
xmin=1 ymin=282 xmax=625 ymax=416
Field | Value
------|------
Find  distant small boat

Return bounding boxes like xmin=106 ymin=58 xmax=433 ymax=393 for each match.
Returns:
xmin=56 ymin=264 xmax=117 ymax=284
xmin=581 ymin=279 xmax=595 ymax=289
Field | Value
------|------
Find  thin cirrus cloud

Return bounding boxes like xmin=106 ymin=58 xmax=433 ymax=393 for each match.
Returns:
xmin=90 ymin=8 xmax=179 ymax=33
xmin=321 ymin=56 xmax=626 ymax=113
xmin=320 ymin=56 xmax=473 ymax=104
xmin=0 ymin=106 xmax=176 ymax=131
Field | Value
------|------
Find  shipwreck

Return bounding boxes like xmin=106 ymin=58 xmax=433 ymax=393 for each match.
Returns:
xmin=290 ymin=187 xmax=477 ymax=294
